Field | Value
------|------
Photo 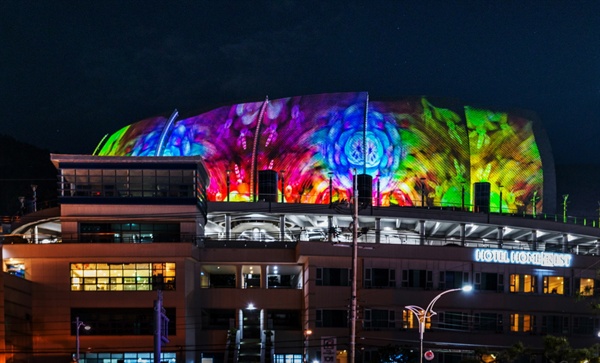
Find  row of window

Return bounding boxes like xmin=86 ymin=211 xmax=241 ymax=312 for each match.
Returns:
xmin=315 ymin=308 xmax=598 ymax=335
xmin=71 ymin=263 xmax=176 ymax=291
xmin=78 ymin=223 xmax=181 ymax=243
xmin=201 ymin=309 xmax=301 ymax=330
xmin=59 ymin=168 xmax=196 ymax=198
xmin=316 ymin=268 xmax=596 ymax=296
xmin=71 ymin=308 xmax=176 ymax=336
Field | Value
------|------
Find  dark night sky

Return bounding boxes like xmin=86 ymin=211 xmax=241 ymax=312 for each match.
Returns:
xmin=2 ymin=1 xmax=599 ymax=165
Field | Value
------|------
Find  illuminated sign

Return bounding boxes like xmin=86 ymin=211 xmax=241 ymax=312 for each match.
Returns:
xmin=474 ymin=248 xmax=572 ymax=268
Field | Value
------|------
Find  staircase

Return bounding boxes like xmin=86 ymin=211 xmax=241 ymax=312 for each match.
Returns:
xmin=238 ymin=311 xmax=262 ymax=363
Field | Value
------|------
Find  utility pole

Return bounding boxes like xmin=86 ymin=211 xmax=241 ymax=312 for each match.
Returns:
xmin=154 ymin=290 xmax=169 ymax=363
xmin=349 ymin=169 xmax=358 ymax=363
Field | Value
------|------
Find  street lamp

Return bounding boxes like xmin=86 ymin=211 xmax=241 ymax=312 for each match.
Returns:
xmin=420 ymin=178 xmax=426 ymax=207
xmin=328 ymin=172 xmax=333 ymax=205
xmin=74 ymin=316 xmax=91 ymax=362
xmin=280 ymin=170 xmax=285 ymax=203
xmin=405 ymin=285 xmax=473 ymax=363
xmin=499 ymin=185 xmax=503 ymax=214
xmin=226 ymin=170 xmax=231 ymax=202
xmin=304 ymin=328 xmax=313 ymax=363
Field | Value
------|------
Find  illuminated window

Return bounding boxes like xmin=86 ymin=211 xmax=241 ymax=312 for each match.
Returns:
xmin=509 ymin=274 xmax=536 ymax=293
xmin=510 ymin=313 xmax=535 ymax=332
xmin=543 ymin=276 xmax=567 ymax=295
xmin=579 ymin=278 xmax=594 ymax=296
xmin=71 ymin=262 xmax=175 ymax=291
xmin=403 ymin=309 xmax=431 ymax=330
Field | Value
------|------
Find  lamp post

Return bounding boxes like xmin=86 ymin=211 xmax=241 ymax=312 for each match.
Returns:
xmin=328 ymin=172 xmax=333 ymax=205
xmin=304 ymin=328 xmax=313 ymax=363
xmin=349 ymin=168 xmax=359 ymax=363
xmin=420 ymin=178 xmax=426 ymax=207
xmin=461 ymin=183 xmax=465 ymax=211
xmin=280 ymin=170 xmax=285 ymax=203
xmin=226 ymin=170 xmax=231 ymax=202
xmin=498 ymin=185 xmax=503 ymax=214
xmin=74 ymin=316 xmax=91 ymax=362
xmin=405 ymin=286 xmax=472 ymax=363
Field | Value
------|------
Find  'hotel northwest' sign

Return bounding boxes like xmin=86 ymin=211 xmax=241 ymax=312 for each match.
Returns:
xmin=474 ymin=249 xmax=572 ymax=268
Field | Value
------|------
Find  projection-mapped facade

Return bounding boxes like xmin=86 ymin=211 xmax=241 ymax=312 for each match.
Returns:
xmin=96 ymin=92 xmax=547 ymax=213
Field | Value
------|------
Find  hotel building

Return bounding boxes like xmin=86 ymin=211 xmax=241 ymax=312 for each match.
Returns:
xmin=2 ymin=93 xmax=600 ymax=363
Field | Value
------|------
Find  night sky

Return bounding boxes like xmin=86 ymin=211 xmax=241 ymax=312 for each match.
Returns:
xmin=2 ymin=1 xmax=599 ymax=165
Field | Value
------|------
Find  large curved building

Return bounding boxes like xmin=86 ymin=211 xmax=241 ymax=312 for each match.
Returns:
xmin=2 ymin=93 xmax=599 ymax=363
xmin=95 ymin=92 xmax=554 ymax=213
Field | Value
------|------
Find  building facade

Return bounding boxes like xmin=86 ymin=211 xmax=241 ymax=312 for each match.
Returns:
xmin=1 ymin=93 xmax=599 ymax=363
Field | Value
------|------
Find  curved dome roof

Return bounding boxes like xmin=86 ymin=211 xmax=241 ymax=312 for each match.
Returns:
xmin=95 ymin=92 xmax=549 ymax=212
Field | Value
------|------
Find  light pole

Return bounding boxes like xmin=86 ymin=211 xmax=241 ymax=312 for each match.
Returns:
xmin=74 ymin=316 xmax=91 ymax=362
xmin=405 ymin=285 xmax=472 ymax=363
xmin=304 ymin=328 xmax=313 ymax=363
xmin=328 ymin=171 xmax=333 ymax=205
xmin=498 ymin=185 xmax=503 ymax=214
xmin=280 ymin=170 xmax=285 ymax=203
xmin=420 ymin=178 xmax=426 ymax=207
xmin=226 ymin=170 xmax=231 ymax=202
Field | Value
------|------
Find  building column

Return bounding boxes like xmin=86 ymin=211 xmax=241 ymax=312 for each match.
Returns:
xmin=328 ymin=215 xmax=333 ymax=243
xmin=460 ymin=223 xmax=466 ymax=247
xmin=497 ymin=227 xmax=504 ymax=249
xmin=279 ymin=215 xmax=286 ymax=242
xmin=225 ymin=213 xmax=231 ymax=241
xmin=237 ymin=265 xmax=244 ymax=289
xmin=375 ymin=217 xmax=381 ymax=244
xmin=531 ymin=230 xmax=537 ymax=251
xmin=419 ymin=220 xmax=426 ymax=245
xmin=562 ymin=233 xmax=568 ymax=253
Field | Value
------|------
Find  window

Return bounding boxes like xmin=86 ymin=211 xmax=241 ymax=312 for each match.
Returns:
xmin=364 ymin=309 xmax=395 ymax=329
xmin=509 ymin=274 xmax=536 ymax=293
xmin=438 ymin=312 xmax=469 ymax=331
xmin=266 ymin=310 xmax=301 ymax=330
xmin=60 ymin=167 xmax=197 ymax=199
xmin=71 ymin=262 xmax=175 ymax=291
xmin=201 ymin=309 xmax=235 ymax=329
xmin=71 ymin=308 xmax=175 ymax=336
xmin=543 ymin=276 xmax=569 ymax=295
xmin=79 ymin=223 xmax=181 ymax=243
xmin=474 ymin=272 xmax=504 ymax=292
xmin=316 ymin=309 xmax=348 ymax=328
xmin=573 ymin=316 xmax=596 ymax=335
xmin=439 ymin=271 xmax=469 ymax=290
xmin=474 ymin=313 xmax=503 ymax=332
xmin=403 ymin=309 xmax=430 ymax=330
xmin=510 ymin=313 xmax=535 ymax=333
xmin=365 ymin=268 xmax=396 ymax=288
xmin=578 ymin=278 xmax=595 ymax=296
xmin=401 ymin=269 xmax=432 ymax=289
xmin=267 ymin=273 xmax=300 ymax=289
xmin=542 ymin=315 xmax=568 ymax=335
xmin=316 ymin=268 xmax=350 ymax=286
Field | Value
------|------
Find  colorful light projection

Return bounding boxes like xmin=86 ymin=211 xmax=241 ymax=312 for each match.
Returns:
xmin=465 ymin=107 xmax=543 ymax=213
xmin=95 ymin=92 xmax=544 ymax=213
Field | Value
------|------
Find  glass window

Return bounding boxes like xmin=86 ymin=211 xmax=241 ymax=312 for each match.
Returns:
xmin=579 ymin=278 xmax=594 ymax=296
xmin=510 ymin=313 xmax=534 ymax=332
xmin=316 ymin=268 xmax=350 ymax=286
xmin=510 ymin=274 xmax=535 ymax=293
xmin=71 ymin=263 xmax=175 ymax=291
xmin=403 ymin=309 xmax=431 ymax=330
xmin=543 ymin=276 xmax=565 ymax=295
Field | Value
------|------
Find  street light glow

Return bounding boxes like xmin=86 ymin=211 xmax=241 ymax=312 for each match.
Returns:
xmin=405 ymin=287 xmax=472 ymax=363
